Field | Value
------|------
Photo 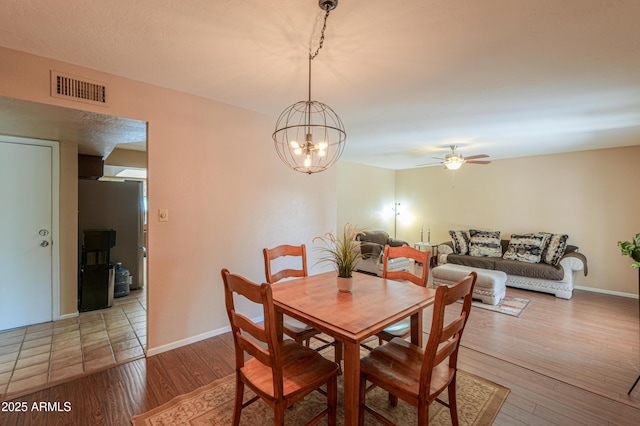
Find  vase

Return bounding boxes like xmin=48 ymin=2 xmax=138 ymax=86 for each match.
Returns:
xmin=337 ymin=276 xmax=353 ymax=292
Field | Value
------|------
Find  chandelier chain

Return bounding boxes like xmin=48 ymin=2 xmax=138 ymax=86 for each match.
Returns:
xmin=309 ymin=9 xmax=331 ymax=60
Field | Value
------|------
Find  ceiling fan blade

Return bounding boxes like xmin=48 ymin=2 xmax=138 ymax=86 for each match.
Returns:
xmin=466 ymin=160 xmax=491 ymax=164
xmin=464 ymin=154 xmax=489 ymax=160
xmin=431 ymin=156 xmax=445 ymax=160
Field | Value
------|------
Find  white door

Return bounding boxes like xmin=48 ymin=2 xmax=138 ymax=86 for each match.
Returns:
xmin=0 ymin=138 xmax=54 ymax=330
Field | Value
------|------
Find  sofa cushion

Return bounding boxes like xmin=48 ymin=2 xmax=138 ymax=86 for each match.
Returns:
xmin=449 ymin=230 xmax=470 ymax=255
xmin=446 ymin=254 xmax=499 ymax=270
xmin=541 ymin=233 xmax=569 ymax=266
xmin=357 ymin=230 xmax=389 ymax=257
xmin=469 ymin=229 xmax=502 ymax=257
xmin=495 ymin=258 xmax=564 ymax=280
xmin=503 ymin=233 xmax=549 ymax=264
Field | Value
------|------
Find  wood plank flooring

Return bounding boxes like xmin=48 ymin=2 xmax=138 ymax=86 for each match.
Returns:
xmin=0 ymin=288 xmax=639 ymax=425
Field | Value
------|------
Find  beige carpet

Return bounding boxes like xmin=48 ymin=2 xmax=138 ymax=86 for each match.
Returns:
xmin=471 ymin=296 xmax=531 ymax=317
xmin=131 ymin=369 xmax=508 ymax=425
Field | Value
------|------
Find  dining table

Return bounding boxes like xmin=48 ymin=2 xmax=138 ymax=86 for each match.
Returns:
xmin=271 ymin=271 xmax=436 ymax=426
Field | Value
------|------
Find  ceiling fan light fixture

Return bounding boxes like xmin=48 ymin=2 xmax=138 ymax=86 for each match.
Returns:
xmin=271 ymin=0 xmax=346 ymax=175
xmin=415 ymin=145 xmax=491 ymax=169
xmin=444 ymin=158 xmax=464 ymax=170
xmin=443 ymin=151 xmax=464 ymax=170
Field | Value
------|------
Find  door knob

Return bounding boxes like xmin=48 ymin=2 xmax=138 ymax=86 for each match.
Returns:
xmin=40 ymin=241 xmax=49 ymax=247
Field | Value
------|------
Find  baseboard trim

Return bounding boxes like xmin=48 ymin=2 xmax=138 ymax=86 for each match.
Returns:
xmin=574 ymin=285 xmax=638 ymax=299
xmin=146 ymin=315 xmax=264 ymax=357
xmin=57 ymin=312 xmax=79 ymax=321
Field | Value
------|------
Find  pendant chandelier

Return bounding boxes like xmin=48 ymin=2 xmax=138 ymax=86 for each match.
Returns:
xmin=272 ymin=0 xmax=347 ymax=175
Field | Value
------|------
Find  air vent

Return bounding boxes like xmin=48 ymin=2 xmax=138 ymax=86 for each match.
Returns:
xmin=50 ymin=70 xmax=109 ymax=106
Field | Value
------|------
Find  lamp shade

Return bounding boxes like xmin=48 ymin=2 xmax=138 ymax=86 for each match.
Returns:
xmin=272 ymin=100 xmax=346 ymax=174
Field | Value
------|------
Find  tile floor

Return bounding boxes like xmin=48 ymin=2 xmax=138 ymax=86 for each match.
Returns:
xmin=0 ymin=288 xmax=146 ymax=398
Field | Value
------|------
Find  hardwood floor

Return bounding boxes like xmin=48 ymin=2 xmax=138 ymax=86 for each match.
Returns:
xmin=0 ymin=288 xmax=639 ymax=425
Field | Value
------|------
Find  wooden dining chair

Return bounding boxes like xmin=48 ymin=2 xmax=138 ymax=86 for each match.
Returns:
xmin=376 ymin=245 xmax=431 ymax=343
xmin=358 ymin=271 xmax=477 ymax=426
xmin=263 ymin=244 xmax=343 ymax=371
xmin=221 ymin=268 xmax=339 ymax=426
xmin=263 ymin=244 xmax=309 ymax=284
xmin=263 ymin=244 xmax=321 ymax=345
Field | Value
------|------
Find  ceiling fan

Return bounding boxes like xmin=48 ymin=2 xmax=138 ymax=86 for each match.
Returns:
xmin=417 ymin=145 xmax=491 ymax=170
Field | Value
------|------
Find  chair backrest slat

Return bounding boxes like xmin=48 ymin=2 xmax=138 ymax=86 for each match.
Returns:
xmin=236 ymin=333 xmax=272 ymax=366
xmin=440 ymin=315 xmax=466 ymax=343
xmin=263 ymin=244 xmax=308 ymax=284
xmin=382 ymin=245 xmax=431 ymax=287
xmin=232 ymin=311 xmax=267 ymax=342
xmin=420 ymin=272 xmax=476 ymax=394
xmin=231 ymin=312 xmax=272 ymax=366
xmin=433 ymin=338 xmax=458 ymax=366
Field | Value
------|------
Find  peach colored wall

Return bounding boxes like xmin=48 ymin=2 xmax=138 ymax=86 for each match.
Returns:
xmin=0 ymin=47 xmax=338 ymax=353
xmin=395 ymin=146 xmax=640 ymax=296
xmin=337 ymin=162 xmax=396 ymax=234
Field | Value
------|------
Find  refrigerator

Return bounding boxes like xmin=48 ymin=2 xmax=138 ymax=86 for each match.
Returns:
xmin=78 ymin=180 xmax=145 ymax=295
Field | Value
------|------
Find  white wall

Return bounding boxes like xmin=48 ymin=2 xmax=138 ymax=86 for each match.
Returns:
xmin=337 ymin=162 xmax=396 ymax=234
xmin=0 ymin=46 xmax=338 ymax=354
xmin=395 ymin=146 xmax=640 ymax=296
xmin=337 ymin=147 xmax=640 ymax=296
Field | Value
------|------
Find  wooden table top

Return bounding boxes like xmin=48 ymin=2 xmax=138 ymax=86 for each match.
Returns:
xmin=271 ymin=271 xmax=436 ymax=344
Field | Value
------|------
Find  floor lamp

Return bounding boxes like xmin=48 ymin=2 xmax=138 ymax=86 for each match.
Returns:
xmin=393 ymin=203 xmax=400 ymax=238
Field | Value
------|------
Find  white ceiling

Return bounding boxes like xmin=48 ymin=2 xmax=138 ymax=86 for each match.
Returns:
xmin=0 ymin=0 xmax=639 ymax=169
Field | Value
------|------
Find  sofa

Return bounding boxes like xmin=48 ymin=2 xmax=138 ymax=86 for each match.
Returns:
xmin=354 ymin=230 xmax=411 ymax=276
xmin=436 ymin=230 xmax=588 ymax=299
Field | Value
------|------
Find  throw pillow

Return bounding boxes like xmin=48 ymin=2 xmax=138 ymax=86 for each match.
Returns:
xmin=449 ymin=230 xmax=470 ymax=255
xmin=503 ymin=233 xmax=549 ymax=263
xmin=469 ymin=229 xmax=502 ymax=257
xmin=540 ymin=233 xmax=569 ymax=266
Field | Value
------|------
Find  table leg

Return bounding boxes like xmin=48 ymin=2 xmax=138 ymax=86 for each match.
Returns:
xmin=342 ymin=341 xmax=360 ymax=426
xmin=410 ymin=310 xmax=423 ymax=347
xmin=275 ymin=311 xmax=284 ymax=343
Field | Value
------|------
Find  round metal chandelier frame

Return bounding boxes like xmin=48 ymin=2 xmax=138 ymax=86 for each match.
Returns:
xmin=272 ymin=0 xmax=346 ymax=175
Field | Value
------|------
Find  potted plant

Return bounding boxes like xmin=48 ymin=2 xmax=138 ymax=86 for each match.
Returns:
xmin=618 ymin=233 xmax=640 ymax=269
xmin=314 ymin=223 xmax=366 ymax=292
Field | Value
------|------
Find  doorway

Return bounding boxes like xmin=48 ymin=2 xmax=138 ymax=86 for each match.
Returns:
xmin=0 ymin=135 xmax=60 ymax=331
xmin=0 ymin=97 xmax=148 ymax=397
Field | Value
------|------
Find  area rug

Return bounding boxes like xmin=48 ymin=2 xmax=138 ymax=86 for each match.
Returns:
xmin=469 ymin=296 xmax=531 ymax=317
xmin=131 ymin=370 xmax=508 ymax=425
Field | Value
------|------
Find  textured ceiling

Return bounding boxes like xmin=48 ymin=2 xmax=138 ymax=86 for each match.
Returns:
xmin=0 ymin=97 xmax=146 ymax=156
xmin=0 ymin=0 xmax=639 ymax=169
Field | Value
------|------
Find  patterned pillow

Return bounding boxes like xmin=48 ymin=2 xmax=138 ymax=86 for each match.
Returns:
xmin=503 ymin=233 xmax=549 ymax=263
xmin=449 ymin=230 xmax=470 ymax=255
xmin=469 ymin=229 xmax=502 ymax=257
xmin=540 ymin=233 xmax=569 ymax=266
